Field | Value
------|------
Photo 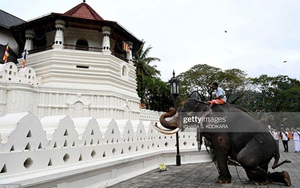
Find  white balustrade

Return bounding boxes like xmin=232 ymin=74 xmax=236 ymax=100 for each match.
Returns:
xmin=0 ymin=112 xmax=204 ymax=179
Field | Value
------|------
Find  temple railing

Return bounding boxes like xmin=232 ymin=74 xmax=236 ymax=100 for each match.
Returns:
xmin=0 ymin=112 xmax=200 ymax=177
xmin=28 ymin=44 xmax=129 ymax=62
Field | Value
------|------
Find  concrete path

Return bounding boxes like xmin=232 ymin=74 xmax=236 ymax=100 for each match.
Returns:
xmin=109 ymin=141 xmax=300 ymax=188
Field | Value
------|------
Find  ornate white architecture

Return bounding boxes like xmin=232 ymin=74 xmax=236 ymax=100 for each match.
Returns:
xmin=0 ymin=2 xmax=209 ymax=187
xmin=1 ymin=4 xmax=141 ymax=120
xmin=0 ymin=112 xmax=210 ymax=187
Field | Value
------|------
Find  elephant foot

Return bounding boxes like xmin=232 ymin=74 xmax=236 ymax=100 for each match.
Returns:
xmin=283 ymin=171 xmax=291 ymax=186
xmin=216 ymin=176 xmax=231 ymax=184
xmin=267 ymin=171 xmax=291 ymax=186
xmin=253 ymin=180 xmax=268 ymax=186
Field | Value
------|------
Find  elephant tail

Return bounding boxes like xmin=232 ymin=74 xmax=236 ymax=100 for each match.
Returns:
xmin=271 ymin=140 xmax=291 ymax=169
xmin=272 ymin=160 xmax=291 ymax=169
xmin=271 ymin=149 xmax=280 ymax=169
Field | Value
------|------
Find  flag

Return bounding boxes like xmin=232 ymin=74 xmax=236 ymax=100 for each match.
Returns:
xmin=122 ymin=41 xmax=130 ymax=52
xmin=2 ymin=43 xmax=9 ymax=63
xmin=22 ymin=49 xmax=27 ymax=68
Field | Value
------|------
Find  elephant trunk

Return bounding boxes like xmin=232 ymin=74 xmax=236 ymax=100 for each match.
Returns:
xmin=159 ymin=107 xmax=179 ymax=130
xmin=153 ymin=107 xmax=180 ymax=135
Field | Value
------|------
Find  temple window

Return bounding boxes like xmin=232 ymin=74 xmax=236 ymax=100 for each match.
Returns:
xmin=121 ymin=65 xmax=127 ymax=77
xmin=76 ymin=39 xmax=89 ymax=51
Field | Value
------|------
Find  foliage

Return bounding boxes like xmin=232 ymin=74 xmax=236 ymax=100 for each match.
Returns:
xmin=251 ymin=75 xmax=300 ymax=112
xmin=133 ymin=41 xmax=173 ymax=111
xmin=143 ymin=77 xmax=174 ymax=111
xmin=178 ymin=64 xmax=221 ymax=101
xmin=250 ymin=75 xmax=300 ymax=128
xmin=132 ymin=42 xmax=300 ymax=128
xmin=178 ymin=64 xmax=248 ymax=102
xmin=133 ymin=41 xmax=161 ymax=102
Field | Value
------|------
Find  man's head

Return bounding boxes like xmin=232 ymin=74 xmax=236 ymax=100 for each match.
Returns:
xmin=212 ymin=82 xmax=218 ymax=90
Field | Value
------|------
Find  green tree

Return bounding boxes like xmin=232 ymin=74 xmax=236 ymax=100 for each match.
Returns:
xmin=133 ymin=41 xmax=161 ymax=103
xmin=218 ymin=68 xmax=248 ymax=103
xmin=251 ymin=75 xmax=300 ymax=128
xmin=178 ymin=64 xmax=248 ymax=102
xmin=133 ymin=41 xmax=174 ymax=111
xmin=251 ymin=75 xmax=300 ymax=112
xmin=178 ymin=64 xmax=221 ymax=101
xmin=143 ymin=77 xmax=173 ymax=111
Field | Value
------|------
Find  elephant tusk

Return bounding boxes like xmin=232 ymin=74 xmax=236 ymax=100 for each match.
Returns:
xmin=153 ymin=122 xmax=180 ymax=135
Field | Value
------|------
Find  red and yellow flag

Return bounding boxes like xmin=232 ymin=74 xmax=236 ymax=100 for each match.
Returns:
xmin=122 ymin=41 xmax=130 ymax=53
xmin=2 ymin=43 xmax=9 ymax=63
xmin=22 ymin=49 xmax=27 ymax=68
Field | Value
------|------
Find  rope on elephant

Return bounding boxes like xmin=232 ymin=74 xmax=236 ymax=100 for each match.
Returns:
xmin=204 ymin=137 xmax=250 ymax=184
xmin=229 ymin=158 xmax=250 ymax=184
xmin=204 ymin=138 xmax=215 ymax=161
xmin=233 ymin=164 xmax=250 ymax=184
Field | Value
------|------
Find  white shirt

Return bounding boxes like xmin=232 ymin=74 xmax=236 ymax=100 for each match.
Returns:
xmin=272 ymin=131 xmax=279 ymax=140
xmin=293 ymin=132 xmax=300 ymax=141
xmin=281 ymin=132 xmax=289 ymax=141
xmin=215 ymin=87 xmax=227 ymax=102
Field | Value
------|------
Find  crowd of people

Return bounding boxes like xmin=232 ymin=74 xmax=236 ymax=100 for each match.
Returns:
xmin=271 ymin=128 xmax=300 ymax=153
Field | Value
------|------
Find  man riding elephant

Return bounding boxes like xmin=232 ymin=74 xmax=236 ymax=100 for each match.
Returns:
xmin=155 ymin=98 xmax=291 ymax=186
xmin=208 ymin=82 xmax=226 ymax=108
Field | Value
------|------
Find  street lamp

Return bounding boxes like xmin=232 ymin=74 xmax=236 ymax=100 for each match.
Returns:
xmin=169 ymin=70 xmax=181 ymax=166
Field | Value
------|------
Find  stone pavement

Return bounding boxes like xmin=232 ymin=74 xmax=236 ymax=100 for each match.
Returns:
xmin=108 ymin=141 xmax=300 ymax=188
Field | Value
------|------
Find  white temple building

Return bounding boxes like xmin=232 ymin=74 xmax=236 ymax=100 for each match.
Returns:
xmin=0 ymin=2 xmax=209 ymax=187
xmin=0 ymin=1 xmax=143 ymax=120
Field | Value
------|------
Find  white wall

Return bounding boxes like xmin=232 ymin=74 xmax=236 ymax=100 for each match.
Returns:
xmin=0 ymin=61 xmax=141 ymax=120
xmin=0 ymin=112 xmax=210 ymax=187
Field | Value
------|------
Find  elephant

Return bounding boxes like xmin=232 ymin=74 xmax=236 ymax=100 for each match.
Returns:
xmin=155 ymin=98 xmax=291 ymax=186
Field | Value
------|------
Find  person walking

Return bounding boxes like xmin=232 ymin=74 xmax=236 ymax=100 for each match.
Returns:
xmin=293 ymin=128 xmax=300 ymax=153
xmin=281 ymin=129 xmax=289 ymax=152
xmin=272 ymin=129 xmax=280 ymax=146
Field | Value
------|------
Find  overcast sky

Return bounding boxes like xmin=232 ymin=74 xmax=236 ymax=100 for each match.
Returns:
xmin=2 ymin=0 xmax=300 ymax=81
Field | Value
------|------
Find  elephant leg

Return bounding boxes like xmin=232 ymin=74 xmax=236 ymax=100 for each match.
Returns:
xmin=211 ymin=133 xmax=231 ymax=183
xmin=243 ymin=164 xmax=269 ymax=185
xmin=267 ymin=171 xmax=291 ymax=186
xmin=237 ymin=135 xmax=273 ymax=185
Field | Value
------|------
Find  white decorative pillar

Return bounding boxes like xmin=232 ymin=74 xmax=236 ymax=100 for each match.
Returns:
xmin=53 ymin=19 xmax=65 ymax=49
xmin=126 ymin=41 xmax=133 ymax=63
xmin=24 ymin=30 xmax=35 ymax=52
xmin=102 ymin=26 xmax=111 ymax=54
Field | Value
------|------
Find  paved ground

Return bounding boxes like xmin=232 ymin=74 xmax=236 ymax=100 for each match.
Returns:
xmin=109 ymin=141 xmax=300 ymax=188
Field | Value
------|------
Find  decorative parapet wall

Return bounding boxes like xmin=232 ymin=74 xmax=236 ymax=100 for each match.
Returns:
xmin=0 ymin=62 xmax=38 ymax=86
xmin=0 ymin=112 xmax=209 ymax=187
xmin=139 ymin=109 xmax=164 ymax=121
xmin=0 ymin=61 xmax=141 ymax=120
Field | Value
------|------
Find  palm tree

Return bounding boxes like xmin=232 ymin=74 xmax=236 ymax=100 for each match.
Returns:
xmin=133 ymin=41 xmax=161 ymax=104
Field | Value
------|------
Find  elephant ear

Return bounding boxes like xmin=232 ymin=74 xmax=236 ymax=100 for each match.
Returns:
xmin=196 ymin=101 xmax=211 ymax=112
xmin=181 ymin=98 xmax=206 ymax=112
xmin=178 ymin=98 xmax=212 ymax=129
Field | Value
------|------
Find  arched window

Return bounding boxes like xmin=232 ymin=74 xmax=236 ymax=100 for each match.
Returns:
xmin=76 ymin=39 xmax=89 ymax=51
xmin=74 ymin=101 xmax=84 ymax=117
xmin=122 ymin=65 xmax=127 ymax=76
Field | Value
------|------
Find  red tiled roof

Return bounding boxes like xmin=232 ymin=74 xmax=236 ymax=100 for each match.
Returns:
xmin=63 ymin=2 xmax=104 ymax=21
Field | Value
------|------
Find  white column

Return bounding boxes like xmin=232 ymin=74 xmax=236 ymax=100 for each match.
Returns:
xmin=53 ymin=19 xmax=65 ymax=49
xmin=126 ymin=41 xmax=133 ymax=63
xmin=24 ymin=30 xmax=35 ymax=52
xmin=102 ymin=26 xmax=111 ymax=54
